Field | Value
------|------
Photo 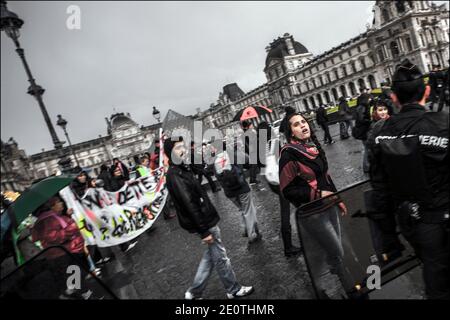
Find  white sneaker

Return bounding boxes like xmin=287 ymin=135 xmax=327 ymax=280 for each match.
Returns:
xmin=124 ymin=241 xmax=138 ymax=252
xmin=184 ymin=291 xmax=202 ymax=300
xmin=226 ymin=286 xmax=254 ymax=299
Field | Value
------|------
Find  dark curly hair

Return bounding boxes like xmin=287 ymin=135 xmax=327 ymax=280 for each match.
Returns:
xmin=281 ymin=108 xmax=329 ymax=170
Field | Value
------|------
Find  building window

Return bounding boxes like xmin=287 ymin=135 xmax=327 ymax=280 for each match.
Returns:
xmin=377 ymin=48 xmax=385 ymax=62
xmin=360 ymin=57 xmax=366 ymax=69
xmin=331 ymin=57 xmax=335 ymax=64
xmin=334 ymin=69 xmax=340 ymax=80
xmin=358 ymin=46 xmax=362 ymax=53
xmin=390 ymin=41 xmax=400 ymax=57
xmin=405 ymin=37 xmax=413 ymax=51
xmin=341 ymin=65 xmax=348 ymax=77
xmin=326 ymin=72 xmax=331 ymax=83
xmin=351 ymin=61 xmax=357 ymax=73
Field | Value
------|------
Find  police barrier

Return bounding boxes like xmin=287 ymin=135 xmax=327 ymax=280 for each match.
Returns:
xmin=296 ymin=180 xmax=425 ymax=299
xmin=0 ymin=246 xmax=118 ymax=299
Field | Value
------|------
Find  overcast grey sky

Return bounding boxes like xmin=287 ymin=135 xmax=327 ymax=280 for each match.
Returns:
xmin=1 ymin=1 xmax=440 ymax=155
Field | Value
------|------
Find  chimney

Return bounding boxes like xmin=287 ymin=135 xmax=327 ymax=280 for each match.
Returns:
xmin=284 ymin=33 xmax=296 ymax=55
xmin=265 ymin=45 xmax=272 ymax=53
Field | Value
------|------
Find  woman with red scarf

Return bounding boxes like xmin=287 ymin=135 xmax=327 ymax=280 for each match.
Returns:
xmin=279 ymin=108 xmax=356 ymax=299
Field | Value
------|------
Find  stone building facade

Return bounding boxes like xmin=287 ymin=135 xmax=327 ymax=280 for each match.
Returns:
xmin=12 ymin=113 xmax=161 ymax=183
xmin=195 ymin=0 xmax=449 ymax=130
xmin=1 ymin=138 xmax=35 ymax=192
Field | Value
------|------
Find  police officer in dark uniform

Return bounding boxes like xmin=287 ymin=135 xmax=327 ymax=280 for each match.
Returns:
xmin=427 ymin=64 xmax=447 ymax=112
xmin=367 ymin=59 xmax=449 ymax=299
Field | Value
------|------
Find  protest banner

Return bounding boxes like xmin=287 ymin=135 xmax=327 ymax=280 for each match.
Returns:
xmin=60 ymin=168 xmax=168 ymax=247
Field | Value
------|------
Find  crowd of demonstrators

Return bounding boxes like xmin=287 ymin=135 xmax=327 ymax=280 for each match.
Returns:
xmin=189 ymin=141 xmax=221 ymax=193
xmin=315 ymin=104 xmax=335 ymax=145
xmin=352 ymin=90 xmax=374 ymax=173
xmin=279 ymin=108 xmax=356 ymax=299
xmin=212 ymin=140 xmax=262 ymax=245
xmin=164 ymin=136 xmax=254 ymax=300
xmin=367 ymin=59 xmax=449 ymax=300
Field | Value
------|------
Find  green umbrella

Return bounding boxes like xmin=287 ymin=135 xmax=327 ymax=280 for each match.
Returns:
xmin=6 ymin=175 xmax=77 ymax=226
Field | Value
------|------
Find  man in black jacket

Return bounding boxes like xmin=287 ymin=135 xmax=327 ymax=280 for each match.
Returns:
xmin=367 ymin=59 xmax=449 ymax=299
xmin=315 ymin=104 xmax=334 ymax=144
xmin=164 ymin=136 xmax=254 ymax=300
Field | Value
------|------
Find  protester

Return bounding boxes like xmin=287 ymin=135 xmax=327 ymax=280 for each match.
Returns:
xmin=164 ymin=136 xmax=254 ymax=299
xmin=149 ymin=139 xmax=161 ymax=170
xmin=241 ymin=120 xmax=260 ymax=185
xmin=277 ymin=107 xmax=303 ymax=257
xmin=31 ymin=196 xmax=93 ymax=299
xmin=111 ymin=158 xmax=130 ymax=181
xmin=315 ymin=104 xmax=334 ymax=145
xmin=135 ymin=156 xmax=151 ymax=178
xmin=338 ymin=97 xmax=352 ymax=139
xmin=212 ymin=140 xmax=262 ymax=244
xmin=353 ymin=91 xmax=373 ymax=173
xmin=106 ymin=165 xmax=128 ymax=192
xmin=97 ymin=164 xmax=111 ymax=189
xmin=367 ymin=59 xmax=449 ymax=299
xmin=70 ymin=170 xmax=92 ymax=198
xmin=279 ymin=108 xmax=356 ymax=299
xmin=194 ymin=142 xmax=220 ymax=192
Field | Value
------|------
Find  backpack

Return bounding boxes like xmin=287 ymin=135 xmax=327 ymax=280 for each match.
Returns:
xmin=213 ymin=152 xmax=243 ymax=192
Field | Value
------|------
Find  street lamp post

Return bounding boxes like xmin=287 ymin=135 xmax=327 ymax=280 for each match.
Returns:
xmin=152 ymin=106 xmax=161 ymax=123
xmin=1 ymin=1 xmax=72 ymax=173
xmin=56 ymin=115 xmax=81 ymax=168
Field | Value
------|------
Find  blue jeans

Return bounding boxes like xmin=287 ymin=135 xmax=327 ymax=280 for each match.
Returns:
xmin=188 ymin=225 xmax=241 ymax=297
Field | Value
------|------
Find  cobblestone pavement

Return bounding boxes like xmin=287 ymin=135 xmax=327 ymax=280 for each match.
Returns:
xmin=101 ymin=125 xmax=368 ymax=299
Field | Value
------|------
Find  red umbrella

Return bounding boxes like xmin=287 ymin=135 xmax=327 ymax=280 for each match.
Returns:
xmin=232 ymin=105 xmax=273 ymax=122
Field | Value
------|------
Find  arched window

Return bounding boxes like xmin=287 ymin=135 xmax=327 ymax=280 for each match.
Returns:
xmin=427 ymin=29 xmax=436 ymax=45
xmin=309 ymin=96 xmax=316 ymax=108
xmin=368 ymin=75 xmax=377 ymax=89
xmin=339 ymin=85 xmax=348 ymax=98
xmin=349 ymin=82 xmax=357 ymax=96
xmin=303 ymin=99 xmax=310 ymax=111
xmin=358 ymin=78 xmax=366 ymax=91
xmin=324 ymin=91 xmax=331 ymax=104
xmin=390 ymin=41 xmax=400 ymax=58
xmin=316 ymin=94 xmax=324 ymax=106
xmin=332 ymin=88 xmax=339 ymax=102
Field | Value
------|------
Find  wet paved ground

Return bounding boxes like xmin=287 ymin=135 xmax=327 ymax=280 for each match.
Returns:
xmin=100 ymin=124 xmax=369 ymax=299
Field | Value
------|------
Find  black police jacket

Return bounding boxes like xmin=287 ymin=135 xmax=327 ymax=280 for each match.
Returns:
xmin=367 ymin=103 xmax=449 ymax=218
xmin=166 ymin=164 xmax=220 ymax=238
